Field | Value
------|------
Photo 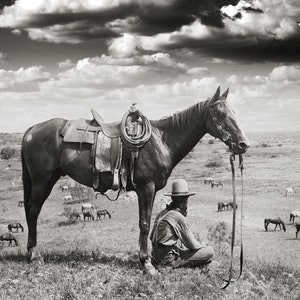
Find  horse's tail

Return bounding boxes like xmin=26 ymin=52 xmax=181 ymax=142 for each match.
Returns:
xmin=264 ymin=219 xmax=268 ymax=231
xmin=21 ymin=128 xmax=33 ymax=209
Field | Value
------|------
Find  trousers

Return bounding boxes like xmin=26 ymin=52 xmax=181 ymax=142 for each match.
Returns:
xmin=152 ymin=244 xmax=214 ymax=268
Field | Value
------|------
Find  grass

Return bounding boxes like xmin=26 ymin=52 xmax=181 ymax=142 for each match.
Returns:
xmin=1 ymin=131 xmax=300 ymax=299
xmin=0 ymin=248 xmax=299 ymax=300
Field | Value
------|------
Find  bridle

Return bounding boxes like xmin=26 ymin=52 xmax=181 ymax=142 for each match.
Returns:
xmin=206 ymin=99 xmax=244 ymax=289
xmin=221 ymin=153 xmax=244 ymax=290
xmin=207 ymin=100 xmax=234 ymax=146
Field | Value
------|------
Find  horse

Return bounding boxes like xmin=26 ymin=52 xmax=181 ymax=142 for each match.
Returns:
xmin=18 ymin=200 xmax=24 ymax=207
xmin=227 ymin=201 xmax=238 ymax=210
xmin=217 ymin=202 xmax=226 ymax=212
xmin=8 ymin=222 xmax=24 ymax=233
xmin=285 ymin=187 xmax=295 ymax=197
xmin=83 ymin=211 xmax=94 ymax=222
xmin=289 ymin=211 xmax=300 ymax=224
xmin=69 ymin=211 xmax=81 ymax=220
xmin=20 ymin=87 xmax=249 ymax=274
xmin=264 ymin=218 xmax=286 ymax=232
xmin=0 ymin=233 xmax=18 ymax=247
xmin=61 ymin=185 xmax=69 ymax=192
xmin=204 ymin=177 xmax=214 ymax=185
xmin=296 ymin=223 xmax=300 ymax=239
xmin=96 ymin=209 xmax=112 ymax=220
xmin=211 ymin=181 xmax=223 ymax=188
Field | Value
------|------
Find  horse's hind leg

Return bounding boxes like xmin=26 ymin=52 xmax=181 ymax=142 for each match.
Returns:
xmin=25 ymin=171 xmax=61 ymax=262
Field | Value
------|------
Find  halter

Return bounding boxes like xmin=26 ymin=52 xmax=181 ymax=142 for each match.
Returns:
xmin=207 ymin=100 xmax=233 ymax=145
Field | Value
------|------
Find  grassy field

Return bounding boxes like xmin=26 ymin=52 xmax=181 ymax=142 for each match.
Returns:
xmin=0 ymin=131 xmax=299 ymax=299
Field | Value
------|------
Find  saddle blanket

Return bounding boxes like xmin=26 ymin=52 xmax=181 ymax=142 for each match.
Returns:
xmin=61 ymin=119 xmax=120 ymax=173
xmin=61 ymin=119 xmax=98 ymax=144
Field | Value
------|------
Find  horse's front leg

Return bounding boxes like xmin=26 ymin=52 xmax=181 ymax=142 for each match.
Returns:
xmin=136 ymin=182 xmax=156 ymax=275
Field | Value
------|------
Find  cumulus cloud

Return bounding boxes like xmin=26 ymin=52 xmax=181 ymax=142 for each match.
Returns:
xmin=0 ymin=65 xmax=51 ymax=90
xmin=58 ymin=59 xmax=75 ymax=69
xmin=269 ymin=65 xmax=300 ymax=87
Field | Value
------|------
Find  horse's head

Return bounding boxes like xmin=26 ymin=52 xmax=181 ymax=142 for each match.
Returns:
xmin=205 ymin=87 xmax=250 ymax=155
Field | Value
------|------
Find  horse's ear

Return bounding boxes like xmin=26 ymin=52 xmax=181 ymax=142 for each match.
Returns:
xmin=220 ymin=88 xmax=229 ymax=101
xmin=209 ymin=86 xmax=220 ymax=103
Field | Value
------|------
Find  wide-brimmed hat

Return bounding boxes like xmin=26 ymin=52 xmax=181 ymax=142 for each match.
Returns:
xmin=163 ymin=179 xmax=196 ymax=197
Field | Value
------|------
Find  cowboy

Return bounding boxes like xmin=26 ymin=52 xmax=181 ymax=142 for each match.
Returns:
xmin=150 ymin=179 xmax=214 ymax=268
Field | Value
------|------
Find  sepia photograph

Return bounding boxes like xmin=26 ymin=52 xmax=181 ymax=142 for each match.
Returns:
xmin=0 ymin=1 xmax=299 ymax=299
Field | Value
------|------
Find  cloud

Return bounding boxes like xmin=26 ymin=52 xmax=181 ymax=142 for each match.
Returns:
xmin=269 ymin=65 xmax=300 ymax=87
xmin=0 ymin=65 xmax=51 ymax=90
xmin=0 ymin=52 xmax=8 ymax=65
xmin=58 ymin=59 xmax=75 ymax=69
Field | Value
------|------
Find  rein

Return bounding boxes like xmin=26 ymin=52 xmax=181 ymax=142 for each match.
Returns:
xmin=221 ymin=153 xmax=244 ymax=290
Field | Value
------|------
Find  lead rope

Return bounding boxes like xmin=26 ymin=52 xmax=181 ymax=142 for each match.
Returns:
xmin=221 ymin=153 xmax=244 ymax=289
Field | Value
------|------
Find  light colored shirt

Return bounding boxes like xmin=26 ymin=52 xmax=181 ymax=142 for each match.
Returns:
xmin=150 ymin=209 xmax=203 ymax=250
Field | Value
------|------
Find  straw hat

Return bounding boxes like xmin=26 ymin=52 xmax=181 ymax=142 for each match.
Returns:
xmin=163 ymin=179 xmax=195 ymax=197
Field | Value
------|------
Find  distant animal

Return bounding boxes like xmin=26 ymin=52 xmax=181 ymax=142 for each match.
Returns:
xmin=217 ymin=202 xmax=226 ymax=212
xmin=0 ymin=233 xmax=18 ymax=247
xmin=290 ymin=211 xmax=300 ymax=224
xmin=69 ymin=211 xmax=80 ymax=220
xmin=264 ymin=217 xmax=286 ymax=232
xmin=8 ymin=222 xmax=24 ymax=233
xmin=227 ymin=201 xmax=238 ymax=210
xmin=63 ymin=195 xmax=73 ymax=203
xmin=61 ymin=185 xmax=69 ymax=192
xmin=285 ymin=187 xmax=295 ymax=197
xmin=96 ymin=209 xmax=112 ymax=220
xmin=296 ymin=223 xmax=300 ymax=239
xmin=18 ymin=200 xmax=24 ymax=207
xmin=83 ymin=211 xmax=94 ymax=221
xmin=82 ymin=203 xmax=96 ymax=221
xmin=204 ymin=177 xmax=215 ymax=185
xmin=211 ymin=181 xmax=223 ymax=188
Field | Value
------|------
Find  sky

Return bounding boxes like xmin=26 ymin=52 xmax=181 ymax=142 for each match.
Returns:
xmin=0 ymin=0 xmax=299 ymax=133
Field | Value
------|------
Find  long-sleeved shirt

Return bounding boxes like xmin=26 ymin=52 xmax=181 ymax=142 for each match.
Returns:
xmin=150 ymin=209 xmax=203 ymax=250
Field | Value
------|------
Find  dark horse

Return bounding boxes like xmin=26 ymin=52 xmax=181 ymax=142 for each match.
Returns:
xmin=83 ymin=211 xmax=94 ymax=222
xmin=0 ymin=233 xmax=18 ymax=247
xmin=21 ymin=87 xmax=249 ymax=274
xmin=296 ymin=223 xmax=300 ymax=239
xmin=96 ymin=209 xmax=112 ymax=220
xmin=8 ymin=222 xmax=24 ymax=232
xmin=264 ymin=217 xmax=286 ymax=232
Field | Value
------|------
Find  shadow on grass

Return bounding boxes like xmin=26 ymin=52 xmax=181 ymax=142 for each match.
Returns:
xmin=0 ymin=248 xmax=140 ymax=270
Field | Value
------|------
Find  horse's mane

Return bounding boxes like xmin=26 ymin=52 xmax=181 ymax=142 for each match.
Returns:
xmin=155 ymin=99 xmax=208 ymax=129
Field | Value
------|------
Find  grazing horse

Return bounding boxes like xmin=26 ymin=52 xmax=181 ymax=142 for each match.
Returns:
xmin=96 ymin=209 xmax=112 ymax=220
xmin=21 ymin=87 xmax=249 ymax=274
xmin=285 ymin=187 xmax=295 ymax=197
xmin=83 ymin=211 xmax=94 ymax=222
xmin=8 ymin=222 xmax=24 ymax=232
xmin=290 ymin=211 xmax=300 ymax=224
xmin=0 ymin=233 xmax=18 ymax=247
xmin=296 ymin=223 xmax=300 ymax=239
xmin=211 ymin=181 xmax=223 ymax=188
xmin=217 ymin=202 xmax=226 ymax=212
xmin=18 ymin=200 xmax=24 ymax=207
xmin=61 ymin=185 xmax=69 ymax=192
xmin=204 ymin=177 xmax=215 ymax=185
xmin=264 ymin=218 xmax=286 ymax=232
xmin=69 ymin=211 xmax=81 ymax=220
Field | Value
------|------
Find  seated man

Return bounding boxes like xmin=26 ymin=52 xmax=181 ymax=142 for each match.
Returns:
xmin=150 ymin=179 xmax=214 ymax=268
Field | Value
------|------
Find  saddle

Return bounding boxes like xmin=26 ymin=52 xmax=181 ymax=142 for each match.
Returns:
xmin=60 ymin=104 xmax=152 ymax=194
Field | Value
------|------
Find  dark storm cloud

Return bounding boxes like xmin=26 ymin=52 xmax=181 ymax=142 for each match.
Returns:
xmin=164 ymin=34 xmax=300 ymax=63
xmin=9 ymin=0 xmax=240 ymax=37
xmin=0 ymin=0 xmax=15 ymax=11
